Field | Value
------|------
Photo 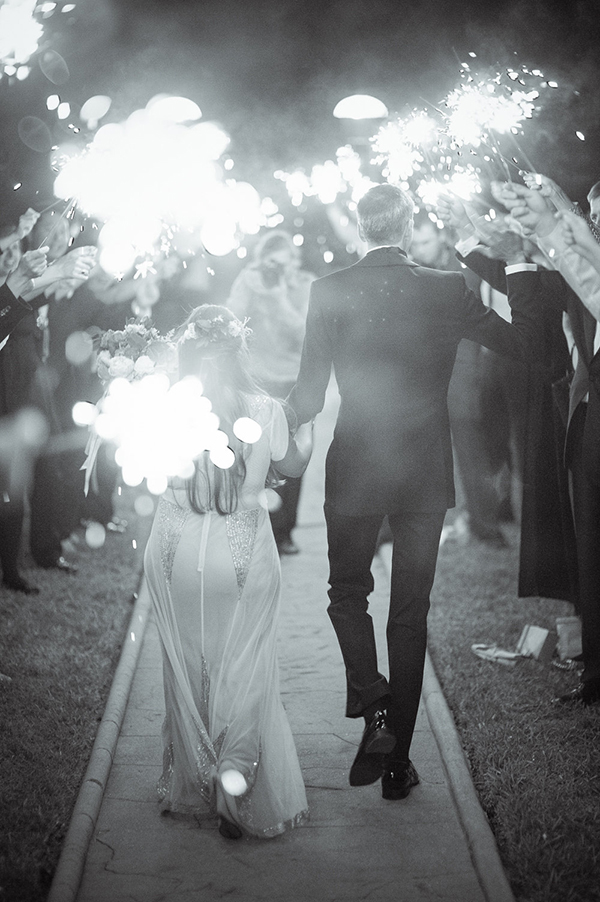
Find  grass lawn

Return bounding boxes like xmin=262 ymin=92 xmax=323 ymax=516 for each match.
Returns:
xmin=428 ymin=523 xmax=600 ymax=902
xmin=0 ymin=486 xmax=153 ymax=902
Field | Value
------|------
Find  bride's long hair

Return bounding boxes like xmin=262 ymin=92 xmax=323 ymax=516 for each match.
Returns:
xmin=175 ymin=304 xmax=265 ymax=515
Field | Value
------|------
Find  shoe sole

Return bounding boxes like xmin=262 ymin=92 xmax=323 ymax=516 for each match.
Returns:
xmin=364 ymin=732 xmax=397 ymax=755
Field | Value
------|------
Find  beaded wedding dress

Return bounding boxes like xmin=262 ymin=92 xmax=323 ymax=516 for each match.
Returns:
xmin=144 ymin=394 xmax=308 ymax=837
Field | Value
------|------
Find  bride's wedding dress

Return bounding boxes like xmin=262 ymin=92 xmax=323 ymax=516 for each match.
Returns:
xmin=144 ymin=394 xmax=308 ymax=836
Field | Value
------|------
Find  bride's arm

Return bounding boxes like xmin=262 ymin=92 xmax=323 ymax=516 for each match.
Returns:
xmin=273 ymin=420 xmax=314 ymax=478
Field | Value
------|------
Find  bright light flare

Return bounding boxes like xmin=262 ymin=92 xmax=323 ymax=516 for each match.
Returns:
xmin=90 ymin=373 xmax=235 ymax=490
xmin=0 ymin=1 xmax=43 ymax=71
xmin=85 ymin=521 xmax=106 ymax=549
xmin=52 ymin=98 xmax=261 ymax=272
xmin=233 ymin=417 xmax=262 ymax=444
xmin=333 ymin=94 xmax=388 ymax=120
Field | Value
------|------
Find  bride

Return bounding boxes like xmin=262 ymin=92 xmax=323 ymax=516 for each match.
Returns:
xmin=144 ymin=304 xmax=313 ymax=840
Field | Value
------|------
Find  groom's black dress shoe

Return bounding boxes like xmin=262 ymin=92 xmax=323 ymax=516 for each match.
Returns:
xmin=349 ymin=710 xmax=397 ymax=786
xmin=382 ymin=761 xmax=420 ymax=800
xmin=554 ymin=680 xmax=600 ymax=706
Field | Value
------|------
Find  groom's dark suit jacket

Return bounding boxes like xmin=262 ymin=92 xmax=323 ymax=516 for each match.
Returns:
xmin=288 ymin=246 xmax=538 ymax=517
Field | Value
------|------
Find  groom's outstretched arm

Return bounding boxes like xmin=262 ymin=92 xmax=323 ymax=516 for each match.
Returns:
xmin=286 ymin=282 xmax=333 ymax=425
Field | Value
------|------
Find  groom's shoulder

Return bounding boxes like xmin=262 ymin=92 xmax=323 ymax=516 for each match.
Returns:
xmin=311 ymin=259 xmax=365 ymax=291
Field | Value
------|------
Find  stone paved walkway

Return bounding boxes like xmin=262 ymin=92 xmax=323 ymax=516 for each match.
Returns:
xmin=49 ymin=382 xmax=515 ymax=902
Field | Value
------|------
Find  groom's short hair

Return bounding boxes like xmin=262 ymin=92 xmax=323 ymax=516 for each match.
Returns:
xmin=357 ymin=184 xmax=414 ymax=245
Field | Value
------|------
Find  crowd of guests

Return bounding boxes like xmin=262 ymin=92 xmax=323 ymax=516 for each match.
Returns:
xmin=1 ymin=166 xmax=599 ymax=708
xmin=435 ymin=173 xmax=600 ymax=706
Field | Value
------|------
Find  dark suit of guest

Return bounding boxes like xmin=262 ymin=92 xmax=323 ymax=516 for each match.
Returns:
xmin=505 ymin=267 xmax=600 ymax=696
xmin=458 ymin=249 xmax=578 ymax=604
xmin=0 ymin=283 xmax=34 ymax=344
xmin=288 ymin=246 xmax=538 ymax=763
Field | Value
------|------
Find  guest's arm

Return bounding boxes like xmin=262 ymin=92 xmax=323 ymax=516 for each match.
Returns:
xmin=0 ymin=208 xmax=40 ymax=253
xmin=499 ymin=183 xmax=600 ymax=322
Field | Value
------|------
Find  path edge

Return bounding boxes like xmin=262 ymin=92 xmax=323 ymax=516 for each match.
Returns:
xmin=47 ymin=575 xmax=151 ymax=902
xmin=377 ymin=545 xmax=515 ymax=902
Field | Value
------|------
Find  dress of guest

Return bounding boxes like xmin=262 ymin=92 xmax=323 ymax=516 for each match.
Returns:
xmin=227 ymin=230 xmax=314 ymax=555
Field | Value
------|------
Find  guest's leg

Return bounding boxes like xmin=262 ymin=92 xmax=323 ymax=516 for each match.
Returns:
xmin=386 ymin=510 xmax=445 ymax=763
xmin=0 ymin=494 xmax=25 ymax=583
xmin=29 ymin=455 xmax=63 ymax=567
xmin=326 ymin=509 xmax=390 ymax=717
xmin=569 ymin=407 xmax=600 ymax=686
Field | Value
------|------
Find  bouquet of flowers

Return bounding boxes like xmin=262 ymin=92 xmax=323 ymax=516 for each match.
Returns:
xmin=83 ymin=319 xmax=177 ymax=495
xmin=96 ymin=319 xmax=177 ymax=386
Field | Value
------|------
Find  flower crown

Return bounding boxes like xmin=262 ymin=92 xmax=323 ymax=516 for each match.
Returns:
xmin=178 ymin=314 xmax=252 ymax=349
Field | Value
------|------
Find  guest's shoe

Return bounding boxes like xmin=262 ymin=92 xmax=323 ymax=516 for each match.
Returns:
xmin=2 ymin=574 xmax=39 ymax=594
xmin=277 ymin=537 xmax=299 ymax=555
xmin=349 ymin=710 xmax=397 ymax=787
xmin=218 ymin=816 xmax=243 ymax=840
xmin=382 ymin=760 xmax=420 ymax=800
xmin=41 ymin=556 xmax=78 ymax=574
xmin=554 ymin=680 xmax=600 ymax=706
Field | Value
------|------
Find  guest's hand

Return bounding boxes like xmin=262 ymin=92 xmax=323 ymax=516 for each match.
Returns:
xmin=483 ymin=230 xmax=527 ymax=264
xmin=50 ymin=246 xmax=97 ymax=282
xmin=5 ymin=248 xmax=48 ymax=298
xmin=557 ymin=210 xmax=600 ymax=273
xmin=16 ymin=208 xmax=40 ymax=240
xmin=18 ymin=248 xmax=48 ymax=279
xmin=492 ymin=182 xmax=555 ymax=237
xmin=20 ymin=246 xmax=97 ymax=301
xmin=437 ymin=194 xmax=471 ymax=232
xmin=520 ymin=172 xmax=572 ymax=211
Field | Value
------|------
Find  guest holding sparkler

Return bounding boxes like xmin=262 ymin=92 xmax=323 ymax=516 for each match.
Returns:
xmin=0 ymin=206 xmax=96 ymax=591
xmin=227 ymin=230 xmax=315 ymax=555
xmin=449 ymin=177 xmax=600 ymax=706
xmin=437 ymin=190 xmax=577 ymax=605
xmin=410 ymin=215 xmax=519 ymax=547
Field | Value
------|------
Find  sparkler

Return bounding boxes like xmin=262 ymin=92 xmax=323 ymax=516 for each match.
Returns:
xmin=0 ymin=0 xmax=76 ymax=81
xmin=52 ymin=97 xmax=267 ymax=272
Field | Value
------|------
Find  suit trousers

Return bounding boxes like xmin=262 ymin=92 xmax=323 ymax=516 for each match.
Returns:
xmin=325 ymin=507 xmax=446 ymax=764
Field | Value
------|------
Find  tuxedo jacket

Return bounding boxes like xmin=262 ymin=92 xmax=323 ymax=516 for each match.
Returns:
xmin=288 ymin=246 xmax=538 ymax=516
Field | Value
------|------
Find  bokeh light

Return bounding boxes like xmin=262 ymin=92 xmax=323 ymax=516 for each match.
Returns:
xmin=85 ymin=521 xmax=106 ymax=549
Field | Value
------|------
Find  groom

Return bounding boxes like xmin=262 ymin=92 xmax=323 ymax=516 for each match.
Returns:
xmin=287 ymin=184 xmax=539 ymax=799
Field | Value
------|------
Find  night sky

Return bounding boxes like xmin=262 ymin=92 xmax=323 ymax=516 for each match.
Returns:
xmin=1 ymin=0 xmax=599 ymax=215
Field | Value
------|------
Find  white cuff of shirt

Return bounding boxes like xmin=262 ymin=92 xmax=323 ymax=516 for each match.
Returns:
xmin=455 ymin=234 xmax=481 ymax=257
xmin=505 ymin=263 xmax=539 ymax=275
